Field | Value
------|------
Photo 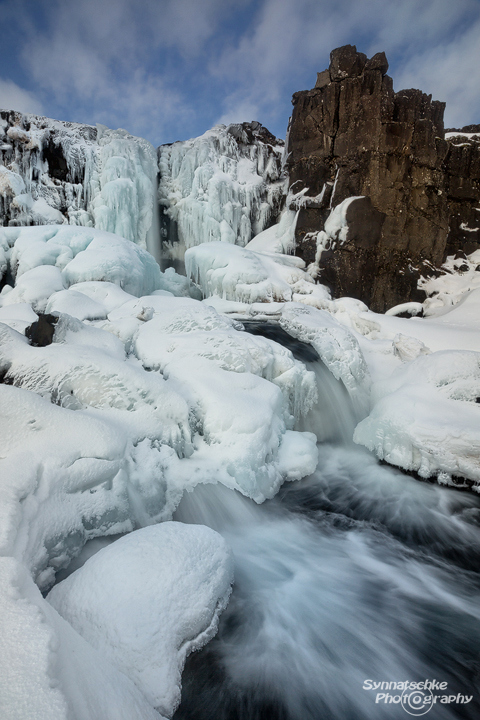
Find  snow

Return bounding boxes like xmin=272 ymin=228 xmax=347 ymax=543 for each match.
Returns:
xmin=3 ymin=115 xmax=480 ymax=718
xmin=0 ymin=225 xmax=162 ymax=299
xmin=47 ymin=523 xmax=233 ymax=717
xmin=354 ymin=350 xmax=480 ymax=485
xmin=279 ymin=303 xmax=371 ymax=418
xmin=323 ymin=196 xmax=364 ymax=246
xmin=445 ymin=132 xmax=480 ymax=139
xmin=0 ymin=213 xmax=320 ymax=718
xmin=1 ymin=557 xmax=165 ymax=720
xmin=185 ymin=238 xmax=329 ymax=305
xmin=385 ymin=301 xmax=424 ymax=317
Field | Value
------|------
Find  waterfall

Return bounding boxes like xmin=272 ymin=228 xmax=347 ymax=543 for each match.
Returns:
xmin=172 ymin=328 xmax=480 ymax=720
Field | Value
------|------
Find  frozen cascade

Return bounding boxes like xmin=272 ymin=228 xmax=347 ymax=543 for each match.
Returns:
xmin=158 ymin=122 xmax=286 ymax=268
xmin=172 ymin=324 xmax=480 ymax=720
xmin=0 ymin=111 xmax=161 ymax=258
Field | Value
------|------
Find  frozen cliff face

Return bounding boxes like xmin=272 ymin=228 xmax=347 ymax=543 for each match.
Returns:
xmin=158 ymin=122 xmax=286 ymax=266
xmin=0 ymin=111 xmax=160 ymax=258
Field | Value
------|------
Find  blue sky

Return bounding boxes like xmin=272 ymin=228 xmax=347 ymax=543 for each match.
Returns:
xmin=1 ymin=0 xmax=480 ymax=146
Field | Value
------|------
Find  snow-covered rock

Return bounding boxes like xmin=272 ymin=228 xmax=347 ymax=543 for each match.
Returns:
xmin=0 ymin=225 xmax=162 ymax=300
xmin=279 ymin=303 xmax=371 ymax=418
xmin=47 ymin=523 xmax=233 ymax=718
xmin=185 ymin=237 xmax=330 ymax=306
xmin=0 ymin=556 xmax=166 ymax=720
xmin=354 ymin=350 xmax=480 ymax=487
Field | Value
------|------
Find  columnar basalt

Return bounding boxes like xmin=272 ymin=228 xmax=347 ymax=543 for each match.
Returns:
xmin=286 ymin=45 xmax=480 ymax=312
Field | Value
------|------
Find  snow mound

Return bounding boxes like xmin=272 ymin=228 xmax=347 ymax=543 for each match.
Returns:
xmin=0 ymin=225 xmax=161 ymax=299
xmin=47 ymin=523 xmax=233 ymax=717
xmin=1 ymin=557 xmax=165 ymax=720
xmin=185 ymin=239 xmax=328 ymax=305
xmin=354 ymin=350 xmax=480 ymax=486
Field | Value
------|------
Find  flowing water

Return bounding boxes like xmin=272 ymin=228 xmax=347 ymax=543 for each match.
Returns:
xmin=172 ymin=325 xmax=480 ymax=720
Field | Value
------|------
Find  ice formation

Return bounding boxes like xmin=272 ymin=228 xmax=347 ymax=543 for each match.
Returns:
xmin=185 ymin=233 xmax=331 ymax=306
xmin=0 ymin=112 xmax=160 ymax=257
xmin=279 ymin=303 xmax=371 ymax=418
xmin=0 ymin=225 xmax=162 ymax=305
xmin=3 ymin=109 xmax=480 ymax=720
xmin=158 ymin=122 xmax=286 ymax=261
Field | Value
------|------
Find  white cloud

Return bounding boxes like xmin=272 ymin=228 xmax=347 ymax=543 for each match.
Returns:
xmin=2 ymin=0 xmax=479 ymax=143
xmin=394 ymin=19 xmax=480 ymax=127
xmin=211 ymin=0 xmax=480 ymax=132
xmin=0 ymin=79 xmax=44 ymax=115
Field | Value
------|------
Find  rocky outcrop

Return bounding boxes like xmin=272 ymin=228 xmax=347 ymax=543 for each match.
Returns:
xmin=286 ymin=45 xmax=480 ymax=312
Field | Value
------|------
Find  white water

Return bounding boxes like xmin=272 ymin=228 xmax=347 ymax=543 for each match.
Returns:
xmin=173 ymin=330 xmax=480 ymax=720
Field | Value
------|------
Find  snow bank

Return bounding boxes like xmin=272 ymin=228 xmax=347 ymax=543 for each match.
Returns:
xmin=419 ymin=248 xmax=480 ymax=315
xmin=354 ymin=350 xmax=480 ymax=486
xmin=130 ymin=296 xmax=318 ymax=500
xmin=0 ymin=557 xmax=165 ymax=720
xmin=0 ymin=226 xmax=161 ymax=299
xmin=47 ymin=523 xmax=233 ymax=717
xmin=185 ymin=239 xmax=329 ymax=306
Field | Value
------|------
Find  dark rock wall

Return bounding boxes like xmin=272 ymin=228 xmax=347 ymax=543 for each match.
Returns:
xmin=286 ymin=45 xmax=480 ymax=312
xmin=444 ymin=131 xmax=480 ymax=255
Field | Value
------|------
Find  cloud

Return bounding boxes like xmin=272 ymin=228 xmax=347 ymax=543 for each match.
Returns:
xmin=1 ymin=0 xmax=479 ymax=144
xmin=0 ymin=79 xmax=44 ymax=115
xmin=211 ymin=0 xmax=480 ymax=133
xmin=394 ymin=19 xmax=480 ymax=126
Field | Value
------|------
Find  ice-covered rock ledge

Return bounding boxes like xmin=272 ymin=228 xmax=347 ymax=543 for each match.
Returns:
xmin=0 ymin=112 xmax=161 ymax=257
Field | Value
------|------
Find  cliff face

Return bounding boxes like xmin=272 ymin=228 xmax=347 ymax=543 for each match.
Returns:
xmin=444 ymin=126 xmax=480 ymax=257
xmin=286 ymin=45 xmax=480 ymax=312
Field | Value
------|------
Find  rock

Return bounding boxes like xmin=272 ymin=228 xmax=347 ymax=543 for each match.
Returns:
xmin=315 ymin=69 xmax=331 ymax=89
xmin=443 ymin=133 xmax=480 ymax=256
xmin=25 ymin=314 xmax=58 ymax=347
xmin=329 ymin=45 xmax=367 ymax=81
xmin=286 ymin=45 xmax=480 ymax=312
xmin=365 ymin=52 xmax=389 ymax=75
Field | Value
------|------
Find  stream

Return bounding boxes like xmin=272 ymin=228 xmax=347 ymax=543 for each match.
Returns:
xmin=172 ymin=325 xmax=480 ymax=720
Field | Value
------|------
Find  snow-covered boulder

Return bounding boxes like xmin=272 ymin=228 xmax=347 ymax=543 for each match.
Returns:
xmin=0 ymin=556 xmax=166 ymax=720
xmin=185 ymin=238 xmax=329 ymax=306
xmin=354 ymin=350 xmax=480 ymax=486
xmin=47 ymin=523 xmax=233 ymax=718
xmin=0 ymin=226 xmax=162 ymax=301
xmin=279 ymin=303 xmax=371 ymax=418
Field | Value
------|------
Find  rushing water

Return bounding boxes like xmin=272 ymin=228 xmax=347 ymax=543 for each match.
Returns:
xmin=172 ymin=324 xmax=480 ymax=720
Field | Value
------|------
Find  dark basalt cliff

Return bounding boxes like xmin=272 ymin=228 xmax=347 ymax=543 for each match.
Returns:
xmin=286 ymin=45 xmax=480 ymax=312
